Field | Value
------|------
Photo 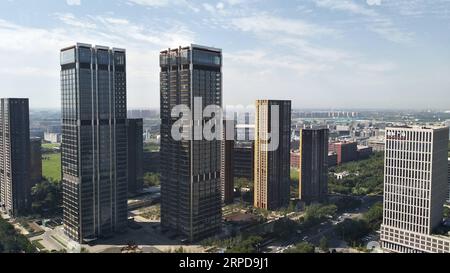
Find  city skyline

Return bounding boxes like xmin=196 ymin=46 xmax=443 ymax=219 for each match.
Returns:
xmin=1 ymin=0 xmax=450 ymax=110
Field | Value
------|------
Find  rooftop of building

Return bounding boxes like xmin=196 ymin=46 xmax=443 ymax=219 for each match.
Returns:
xmin=386 ymin=125 xmax=449 ymax=131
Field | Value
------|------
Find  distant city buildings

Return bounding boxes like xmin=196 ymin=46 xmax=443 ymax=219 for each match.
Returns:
xmin=127 ymin=119 xmax=144 ymax=195
xmin=381 ymin=126 xmax=450 ymax=253
xmin=43 ymin=132 xmax=62 ymax=144
xmin=60 ymin=44 xmax=128 ymax=243
xmin=368 ymin=138 xmax=385 ymax=152
xmin=30 ymin=137 xmax=42 ymax=187
xmin=290 ymin=151 xmax=300 ymax=169
xmin=0 ymin=98 xmax=31 ymax=217
xmin=299 ymin=128 xmax=329 ymax=203
xmin=160 ymin=45 xmax=222 ymax=242
xmin=254 ymin=100 xmax=291 ymax=210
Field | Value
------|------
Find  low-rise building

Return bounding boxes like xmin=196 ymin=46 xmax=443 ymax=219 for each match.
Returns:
xmin=43 ymin=132 xmax=61 ymax=144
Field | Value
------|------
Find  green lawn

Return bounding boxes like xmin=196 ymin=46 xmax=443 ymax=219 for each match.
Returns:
xmin=290 ymin=168 xmax=299 ymax=182
xmin=42 ymin=143 xmax=61 ymax=149
xmin=42 ymin=153 xmax=61 ymax=182
xmin=144 ymin=142 xmax=160 ymax=152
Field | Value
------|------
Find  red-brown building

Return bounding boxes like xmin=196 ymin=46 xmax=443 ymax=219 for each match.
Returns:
xmin=329 ymin=141 xmax=358 ymax=164
xmin=290 ymin=151 xmax=300 ymax=169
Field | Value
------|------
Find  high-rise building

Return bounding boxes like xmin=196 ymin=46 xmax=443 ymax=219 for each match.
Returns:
xmin=160 ymin=45 xmax=222 ymax=242
xmin=127 ymin=118 xmax=144 ymax=195
xmin=381 ymin=126 xmax=450 ymax=253
xmin=0 ymin=98 xmax=31 ymax=217
xmin=220 ymin=120 xmax=235 ymax=205
xmin=447 ymin=158 xmax=450 ymax=203
xmin=60 ymin=44 xmax=128 ymax=243
xmin=254 ymin=100 xmax=291 ymax=210
xmin=30 ymin=137 xmax=42 ymax=188
xmin=299 ymin=128 xmax=329 ymax=203
xmin=234 ymin=141 xmax=254 ymax=180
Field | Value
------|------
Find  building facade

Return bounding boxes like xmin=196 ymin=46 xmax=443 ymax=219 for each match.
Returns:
xmin=220 ymin=120 xmax=235 ymax=205
xmin=299 ymin=128 xmax=329 ymax=203
xmin=44 ymin=132 xmax=62 ymax=144
xmin=254 ymin=100 xmax=291 ymax=210
xmin=160 ymin=45 xmax=222 ymax=242
xmin=448 ymin=158 xmax=450 ymax=203
xmin=0 ymin=98 xmax=31 ymax=217
xmin=330 ymin=141 xmax=358 ymax=164
xmin=30 ymin=137 xmax=42 ymax=188
xmin=60 ymin=44 xmax=128 ymax=243
xmin=381 ymin=126 xmax=450 ymax=253
xmin=234 ymin=141 xmax=254 ymax=180
xmin=127 ymin=118 xmax=144 ymax=195
xmin=290 ymin=151 xmax=300 ymax=169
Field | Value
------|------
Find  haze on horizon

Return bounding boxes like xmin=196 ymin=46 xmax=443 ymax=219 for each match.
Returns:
xmin=0 ymin=0 xmax=449 ymax=110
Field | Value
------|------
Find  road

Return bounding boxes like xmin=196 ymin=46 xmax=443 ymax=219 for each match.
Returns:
xmin=266 ymin=195 xmax=383 ymax=253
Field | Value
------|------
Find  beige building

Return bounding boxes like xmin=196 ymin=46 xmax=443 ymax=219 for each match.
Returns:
xmin=381 ymin=126 xmax=450 ymax=253
xmin=254 ymin=100 xmax=291 ymax=210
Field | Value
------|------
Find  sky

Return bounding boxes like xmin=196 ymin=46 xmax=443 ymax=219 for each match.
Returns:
xmin=0 ymin=0 xmax=449 ymax=110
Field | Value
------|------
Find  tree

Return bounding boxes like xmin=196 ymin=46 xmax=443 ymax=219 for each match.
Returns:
xmin=31 ymin=179 xmax=62 ymax=216
xmin=363 ymin=202 xmax=383 ymax=231
xmin=443 ymin=206 xmax=450 ymax=218
xmin=0 ymin=218 xmax=36 ymax=253
xmin=226 ymin=236 xmax=263 ymax=253
xmin=285 ymin=242 xmax=315 ymax=253
xmin=143 ymin=172 xmax=160 ymax=187
xmin=303 ymin=204 xmax=337 ymax=227
xmin=319 ymin=236 xmax=329 ymax=252
xmin=335 ymin=219 xmax=370 ymax=245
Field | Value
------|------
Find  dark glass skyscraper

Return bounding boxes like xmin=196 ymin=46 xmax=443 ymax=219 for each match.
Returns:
xmin=127 ymin=118 xmax=144 ymax=195
xmin=299 ymin=128 xmax=329 ymax=203
xmin=60 ymin=43 xmax=128 ymax=243
xmin=160 ymin=44 xmax=222 ymax=242
xmin=30 ymin=137 xmax=42 ymax=188
xmin=221 ymin=120 xmax=235 ymax=205
xmin=0 ymin=98 xmax=31 ymax=217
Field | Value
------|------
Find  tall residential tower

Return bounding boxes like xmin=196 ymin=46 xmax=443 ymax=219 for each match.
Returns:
xmin=0 ymin=98 xmax=31 ymax=217
xmin=160 ymin=45 xmax=222 ymax=242
xmin=254 ymin=100 xmax=291 ymax=210
xmin=299 ymin=128 xmax=329 ymax=203
xmin=60 ymin=44 xmax=128 ymax=243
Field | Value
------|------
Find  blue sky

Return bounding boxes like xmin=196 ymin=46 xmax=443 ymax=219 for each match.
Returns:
xmin=0 ymin=0 xmax=449 ymax=110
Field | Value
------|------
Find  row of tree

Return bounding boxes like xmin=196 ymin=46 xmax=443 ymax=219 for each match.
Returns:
xmin=0 ymin=218 xmax=36 ymax=253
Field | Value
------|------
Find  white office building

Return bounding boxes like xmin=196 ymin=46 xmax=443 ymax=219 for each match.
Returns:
xmin=381 ymin=126 xmax=450 ymax=253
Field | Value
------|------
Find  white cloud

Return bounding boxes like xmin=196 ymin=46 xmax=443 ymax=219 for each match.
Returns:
xmin=367 ymin=0 xmax=381 ymax=6
xmin=127 ymin=0 xmax=168 ymax=7
xmin=66 ymin=0 xmax=81 ymax=6
xmin=128 ymin=0 xmax=200 ymax=12
xmin=231 ymin=14 xmax=337 ymax=38
xmin=312 ymin=0 xmax=413 ymax=43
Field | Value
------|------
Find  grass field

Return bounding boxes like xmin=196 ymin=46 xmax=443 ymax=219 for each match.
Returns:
xmin=42 ymin=143 xmax=61 ymax=149
xmin=42 ymin=153 xmax=61 ymax=182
